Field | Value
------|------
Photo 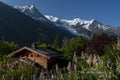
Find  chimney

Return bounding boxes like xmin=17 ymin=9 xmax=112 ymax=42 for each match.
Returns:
xmin=31 ymin=43 xmax=36 ymax=49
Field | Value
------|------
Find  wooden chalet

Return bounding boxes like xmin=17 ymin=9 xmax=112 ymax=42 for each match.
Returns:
xmin=9 ymin=46 xmax=61 ymax=69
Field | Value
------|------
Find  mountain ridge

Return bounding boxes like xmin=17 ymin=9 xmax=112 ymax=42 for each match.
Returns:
xmin=14 ymin=5 xmax=120 ymax=38
xmin=45 ymin=15 xmax=120 ymax=37
xmin=0 ymin=2 xmax=75 ymax=45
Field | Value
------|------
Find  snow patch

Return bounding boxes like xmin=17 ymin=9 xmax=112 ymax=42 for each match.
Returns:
xmin=45 ymin=15 xmax=59 ymax=22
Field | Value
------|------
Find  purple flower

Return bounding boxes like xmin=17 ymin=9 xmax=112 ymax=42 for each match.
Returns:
xmin=51 ymin=74 xmax=57 ymax=80
xmin=2 ymin=75 xmax=6 ymax=80
xmin=20 ymin=75 xmax=24 ymax=80
xmin=32 ymin=74 xmax=36 ymax=80
xmin=39 ymin=71 xmax=44 ymax=80
xmin=11 ymin=77 xmax=14 ymax=80
xmin=67 ymin=61 xmax=72 ymax=72
xmin=55 ymin=64 xmax=60 ymax=74
xmin=73 ymin=52 xmax=77 ymax=64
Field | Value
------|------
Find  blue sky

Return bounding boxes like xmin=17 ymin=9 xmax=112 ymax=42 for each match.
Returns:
xmin=0 ymin=0 xmax=120 ymax=26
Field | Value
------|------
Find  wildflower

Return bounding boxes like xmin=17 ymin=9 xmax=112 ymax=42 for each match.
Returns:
xmin=93 ymin=55 xmax=98 ymax=66
xmin=55 ymin=64 xmax=60 ymax=74
xmin=73 ymin=51 xmax=77 ymax=64
xmin=86 ymin=54 xmax=92 ymax=65
xmin=11 ymin=77 xmax=14 ymax=80
xmin=81 ymin=51 xmax=85 ymax=59
xmin=2 ymin=75 xmax=6 ymax=80
xmin=60 ymin=70 xmax=63 ymax=78
xmin=74 ymin=64 xmax=77 ymax=72
xmin=51 ymin=74 xmax=57 ymax=80
xmin=20 ymin=75 xmax=24 ymax=80
xmin=108 ymin=72 xmax=112 ymax=79
xmin=39 ymin=71 xmax=44 ymax=80
xmin=7 ymin=63 xmax=10 ymax=67
xmin=67 ymin=61 xmax=72 ymax=72
xmin=32 ymin=74 xmax=36 ymax=80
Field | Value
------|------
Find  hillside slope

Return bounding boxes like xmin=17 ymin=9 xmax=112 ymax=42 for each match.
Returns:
xmin=0 ymin=2 xmax=75 ymax=45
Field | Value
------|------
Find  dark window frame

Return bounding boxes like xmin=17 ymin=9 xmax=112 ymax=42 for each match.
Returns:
xmin=31 ymin=55 xmax=33 ymax=57
xmin=37 ymin=54 xmax=39 ymax=57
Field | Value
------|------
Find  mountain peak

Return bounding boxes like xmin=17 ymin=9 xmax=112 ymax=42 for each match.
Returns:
xmin=29 ymin=5 xmax=35 ymax=9
xmin=14 ymin=5 xmax=47 ymax=20
xmin=14 ymin=4 xmax=38 ymax=13
xmin=14 ymin=4 xmax=36 ymax=9
xmin=14 ymin=5 xmax=119 ymax=38
xmin=90 ymin=19 xmax=100 ymax=24
xmin=28 ymin=5 xmax=38 ymax=11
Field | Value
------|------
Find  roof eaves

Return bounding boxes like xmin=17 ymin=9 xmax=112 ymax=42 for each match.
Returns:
xmin=8 ymin=46 xmax=60 ymax=59
xmin=8 ymin=46 xmax=28 ymax=57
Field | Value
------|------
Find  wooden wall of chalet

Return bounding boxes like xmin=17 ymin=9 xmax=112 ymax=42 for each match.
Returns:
xmin=12 ymin=49 xmax=60 ymax=69
xmin=29 ymin=52 xmax=48 ymax=69
xmin=13 ymin=49 xmax=48 ymax=69
xmin=13 ymin=49 xmax=30 ymax=58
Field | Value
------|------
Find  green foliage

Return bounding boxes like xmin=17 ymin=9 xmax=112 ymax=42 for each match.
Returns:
xmin=39 ymin=43 xmax=47 ymax=48
xmin=36 ymin=40 xmax=51 ymax=49
xmin=77 ymin=57 xmax=90 ymax=71
xmin=62 ymin=36 xmax=86 ymax=60
xmin=0 ymin=56 xmax=38 ymax=80
xmin=0 ymin=39 xmax=19 ymax=55
xmin=52 ymin=34 xmax=60 ymax=49
xmin=103 ymin=44 xmax=120 ymax=78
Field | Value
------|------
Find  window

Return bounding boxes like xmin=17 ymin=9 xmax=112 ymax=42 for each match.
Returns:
xmin=37 ymin=54 xmax=39 ymax=57
xmin=31 ymin=55 xmax=33 ymax=57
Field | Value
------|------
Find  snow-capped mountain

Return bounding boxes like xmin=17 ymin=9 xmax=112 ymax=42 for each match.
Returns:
xmin=45 ymin=15 xmax=79 ymax=35
xmin=14 ymin=5 xmax=78 ymax=35
xmin=0 ymin=2 xmax=75 ymax=45
xmin=14 ymin=5 xmax=120 ymax=38
xmin=45 ymin=15 xmax=120 ymax=37
xmin=45 ymin=15 xmax=116 ymax=37
xmin=45 ymin=15 xmax=111 ymax=31
xmin=14 ymin=5 xmax=50 ymax=22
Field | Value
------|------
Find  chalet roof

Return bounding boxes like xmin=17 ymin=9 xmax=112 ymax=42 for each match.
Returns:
xmin=9 ymin=46 xmax=61 ymax=59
